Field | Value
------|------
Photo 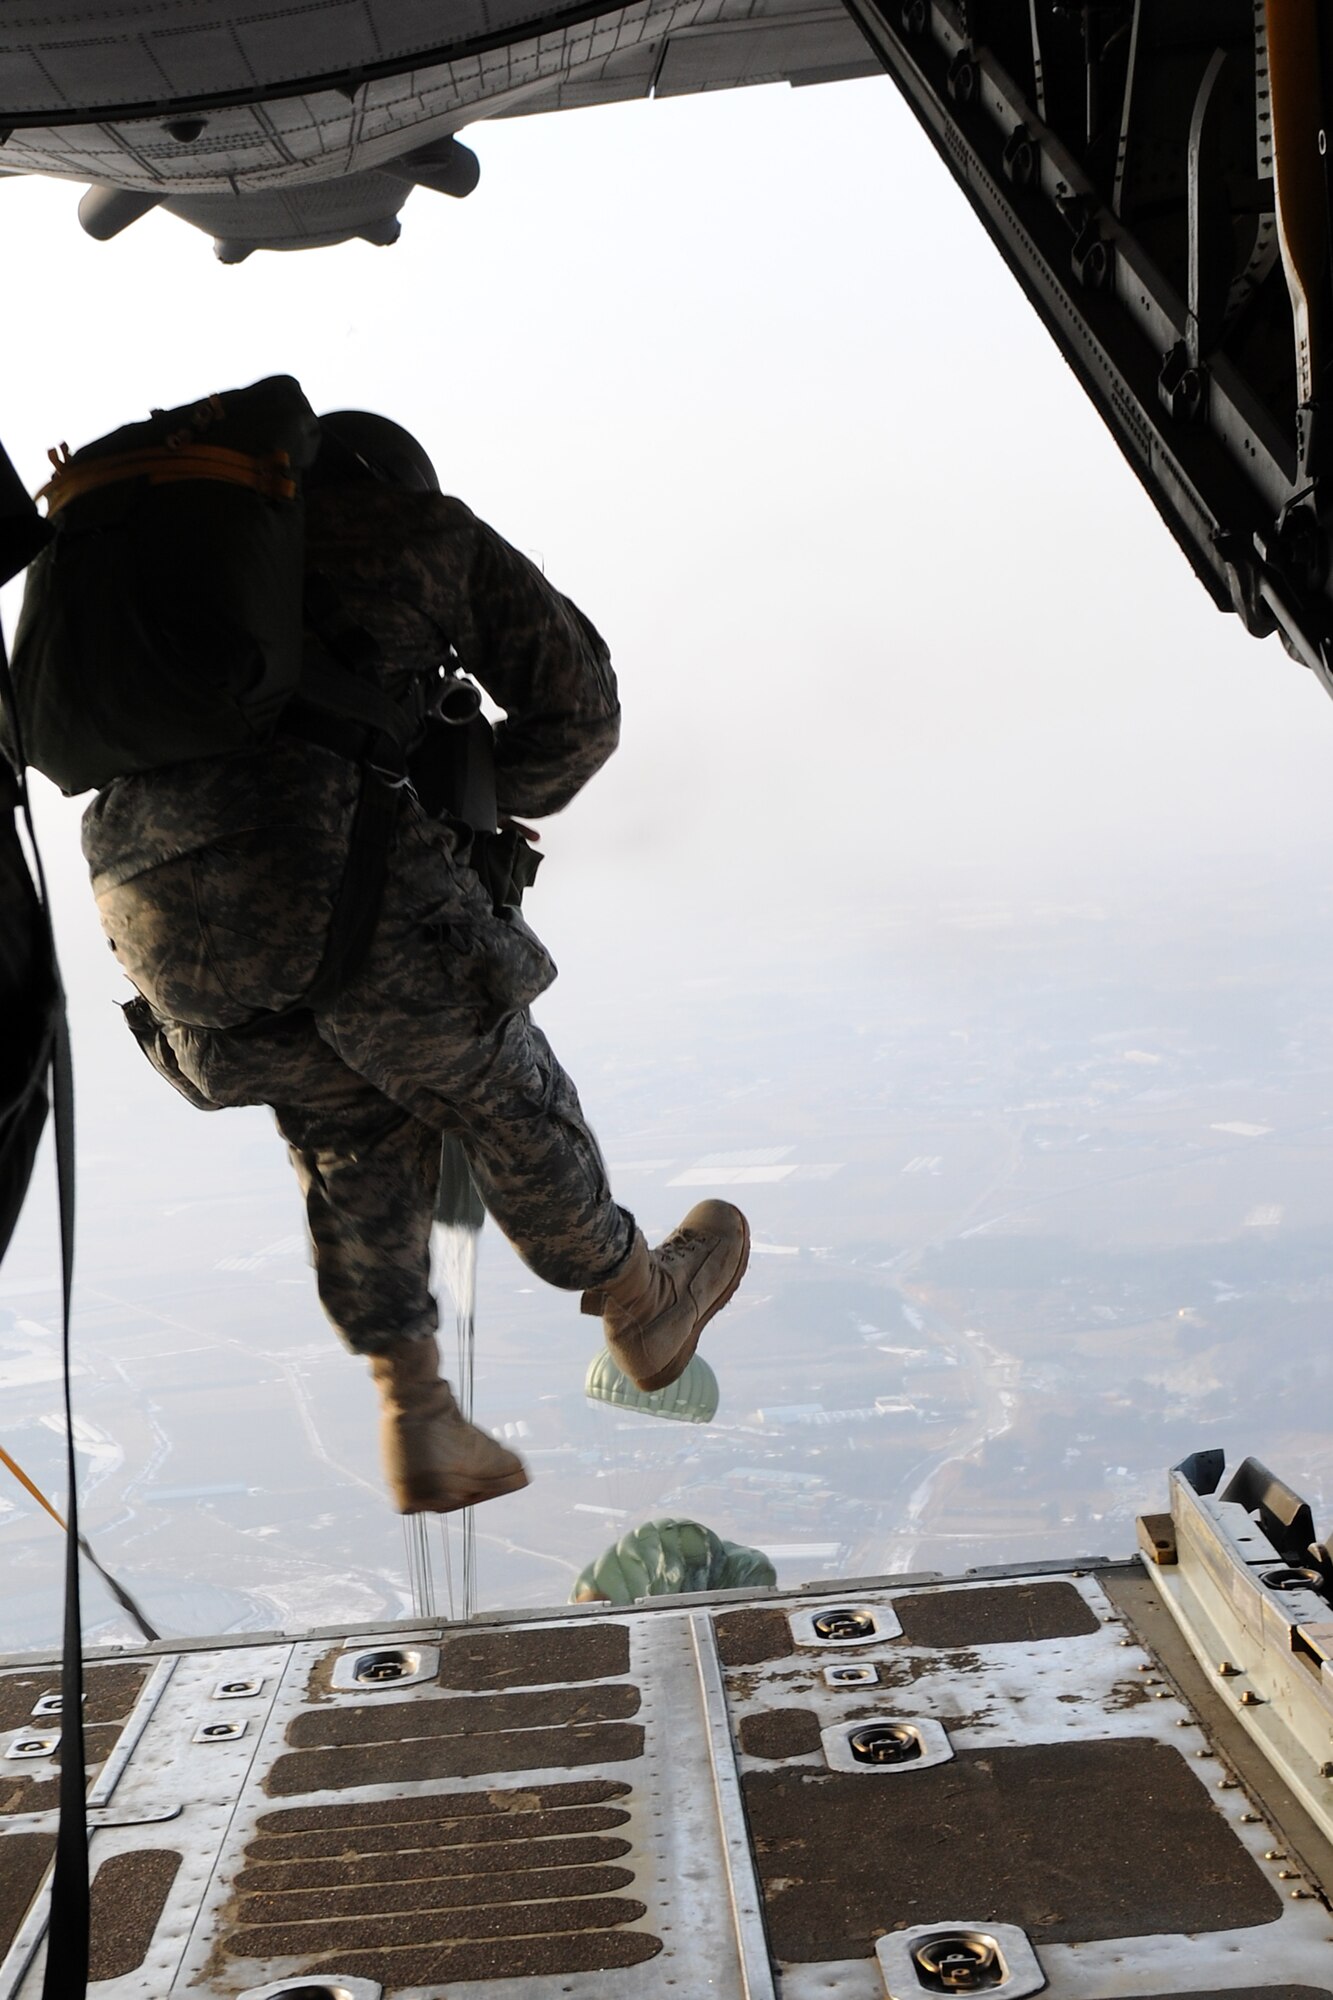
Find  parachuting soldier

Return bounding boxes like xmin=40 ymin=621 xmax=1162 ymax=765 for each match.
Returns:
xmin=8 ymin=385 xmax=751 ymax=1513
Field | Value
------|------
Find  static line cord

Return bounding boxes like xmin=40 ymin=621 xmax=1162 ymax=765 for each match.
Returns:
xmin=457 ymin=1267 xmax=477 ymax=1621
xmin=400 ymin=1517 xmax=416 ymax=1617
xmin=402 ymin=1512 xmax=437 ymax=1621
xmin=0 ymin=1439 xmax=66 ymax=1529
xmin=0 ymin=1429 xmax=159 ymax=1645
xmin=438 ymin=1511 xmax=455 ymax=1623
xmin=460 ymin=1301 xmax=476 ymax=1620
xmin=437 ymin=1214 xmax=481 ymax=1620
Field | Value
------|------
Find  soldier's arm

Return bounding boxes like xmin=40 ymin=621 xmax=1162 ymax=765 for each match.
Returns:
xmin=428 ymin=499 xmax=621 ymax=819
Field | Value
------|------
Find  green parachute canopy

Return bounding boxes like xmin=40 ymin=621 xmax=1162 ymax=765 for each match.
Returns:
xmin=570 ymin=1517 xmax=776 ymax=1604
xmin=584 ymin=1347 xmax=719 ymax=1424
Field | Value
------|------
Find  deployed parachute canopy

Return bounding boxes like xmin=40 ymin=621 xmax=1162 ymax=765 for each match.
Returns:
xmin=584 ymin=1347 xmax=719 ymax=1425
xmin=570 ymin=1517 xmax=776 ymax=1605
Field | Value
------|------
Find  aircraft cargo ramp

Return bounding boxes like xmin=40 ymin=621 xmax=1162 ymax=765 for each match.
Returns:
xmin=2 ymin=1452 xmax=1333 ymax=1998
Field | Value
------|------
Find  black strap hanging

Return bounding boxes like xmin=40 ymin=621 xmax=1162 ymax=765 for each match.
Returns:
xmin=43 ymin=996 xmax=86 ymax=2000
xmin=0 ymin=438 xmax=89 ymax=2000
xmin=0 ymin=650 xmax=88 ymax=2000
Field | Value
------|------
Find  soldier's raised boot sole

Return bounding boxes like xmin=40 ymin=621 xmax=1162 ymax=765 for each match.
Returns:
xmin=582 ymin=1199 xmax=751 ymax=1393
xmin=397 ymin=1460 xmax=530 ymax=1515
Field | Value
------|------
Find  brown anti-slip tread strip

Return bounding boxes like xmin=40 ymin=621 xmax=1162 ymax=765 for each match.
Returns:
xmin=88 ymin=1850 xmax=183 ymax=1983
xmin=744 ymin=1738 xmax=1280 ymax=1960
xmin=714 ymin=1607 xmax=793 ymax=1666
xmin=0 ymin=1834 xmax=55 ymax=1965
xmin=234 ymin=1861 xmax=637 ymax=1926
xmin=266 ymin=1720 xmax=646 ymax=1795
xmin=253 ymin=1776 xmax=630 ymax=1834
xmin=738 ymin=1709 xmax=824 ymax=1760
xmin=437 ymin=1623 xmax=630 ymax=1689
xmin=238 ymin=1832 xmax=633 ymax=1894
xmin=286 ymin=1679 xmax=638 ymax=1749
xmin=893 ymin=1581 xmax=1100 ymax=1648
xmin=247 ymin=1810 xmax=630 ymax=1865
xmin=225 ymin=1889 xmax=648 ymax=1955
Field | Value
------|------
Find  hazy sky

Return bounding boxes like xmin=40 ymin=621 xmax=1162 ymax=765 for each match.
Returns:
xmin=7 ymin=64 xmax=1333 ymax=1637
xmin=4 ymin=68 xmax=1333 ymax=1300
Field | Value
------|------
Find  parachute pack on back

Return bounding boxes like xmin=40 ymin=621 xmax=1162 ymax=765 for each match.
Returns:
xmin=7 ymin=376 xmax=320 ymax=795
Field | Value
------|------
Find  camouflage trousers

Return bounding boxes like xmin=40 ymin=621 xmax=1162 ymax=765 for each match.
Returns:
xmin=95 ymin=795 xmax=635 ymax=1355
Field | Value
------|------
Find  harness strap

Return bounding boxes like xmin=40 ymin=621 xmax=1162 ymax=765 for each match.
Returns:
xmin=298 ymin=573 xmax=439 ymax=772
xmin=295 ymin=654 xmax=425 ymax=757
xmin=276 ymin=700 xmax=370 ymax=764
xmin=39 ymin=443 xmax=297 ymax=513
xmin=300 ymin=768 xmax=400 ymax=1013
xmin=224 ymin=764 xmax=400 ymax=1035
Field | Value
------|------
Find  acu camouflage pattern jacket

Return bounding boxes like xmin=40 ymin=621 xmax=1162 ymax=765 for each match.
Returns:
xmin=82 ymin=484 xmax=621 ymax=893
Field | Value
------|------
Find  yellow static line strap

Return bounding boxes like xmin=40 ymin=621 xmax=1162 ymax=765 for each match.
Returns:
xmin=38 ymin=441 xmax=297 ymax=514
xmin=0 ymin=1440 xmax=66 ymax=1530
xmin=0 ymin=1440 xmax=162 ymax=1642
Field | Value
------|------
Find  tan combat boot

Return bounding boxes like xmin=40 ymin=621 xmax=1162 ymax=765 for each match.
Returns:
xmin=369 ymin=1337 xmax=529 ymax=1514
xmin=582 ymin=1200 xmax=750 ymax=1392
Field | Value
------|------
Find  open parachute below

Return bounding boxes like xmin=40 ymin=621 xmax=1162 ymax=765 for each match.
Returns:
xmin=569 ymin=1514 xmax=775 ymax=1603
xmin=584 ymin=1347 xmax=719 ymax=1425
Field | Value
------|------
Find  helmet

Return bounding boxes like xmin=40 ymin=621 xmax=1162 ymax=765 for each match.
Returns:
xmin=312 ymin=409 xmax=439 ymax=493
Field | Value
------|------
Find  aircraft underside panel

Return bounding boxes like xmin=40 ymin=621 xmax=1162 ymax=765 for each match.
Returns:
xmin=0 ymin=0 xmax=876 ymax=177
xmin=0 ymin=0 xmax=878 ymax=254
xmin=2 ymin=1477 xmax=1333 ymax=1997
xmin=0 ymin=0 xmax=880 ymax=155
xmin=0 ymin=0 xmax=797 ymax=121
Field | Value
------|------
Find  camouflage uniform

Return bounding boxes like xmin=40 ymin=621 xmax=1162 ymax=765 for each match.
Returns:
xmin=82 ymin=486 xmax=635 ymax=1355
